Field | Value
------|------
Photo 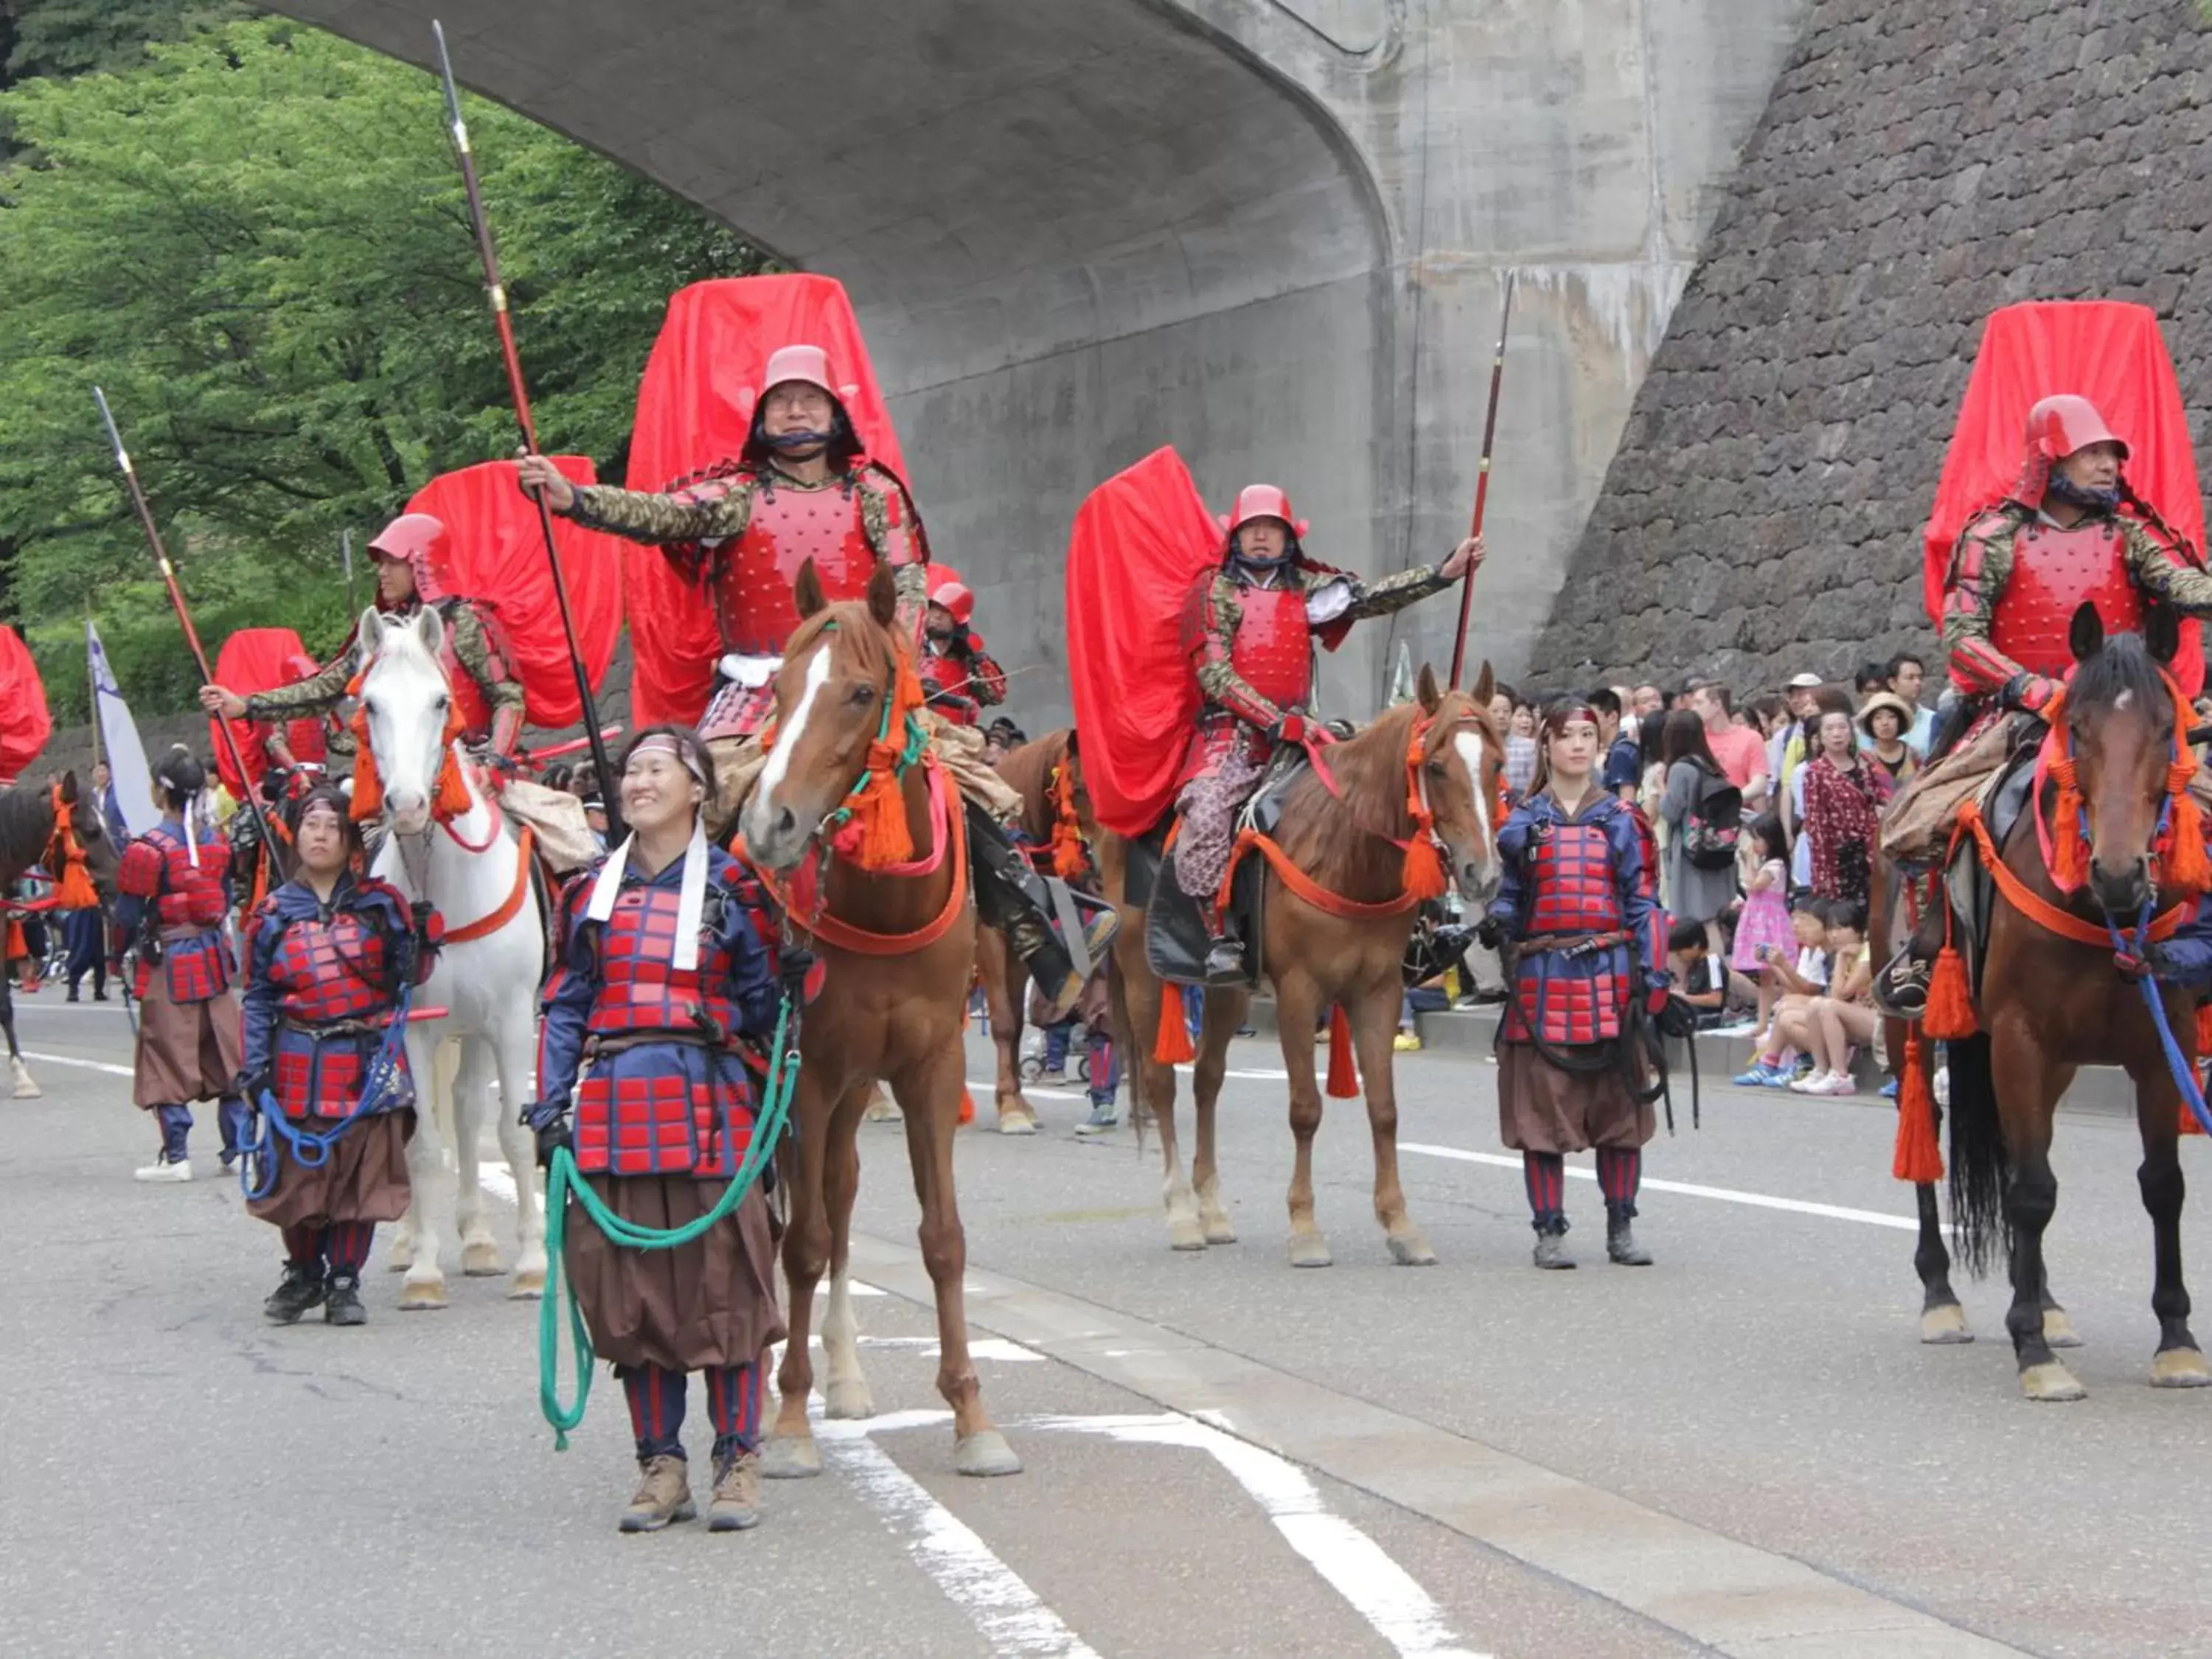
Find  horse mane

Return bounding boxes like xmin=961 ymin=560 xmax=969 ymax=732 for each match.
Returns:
xmin=785 ymin=599 xmax=900 ymax=678
xmin=1273 ymin=701 xmax=1426 ymax=869
xmin=2066 ymin=630 xmax=2172 ymax=728
xmin=0 ymin=786 xmax=54 ymax=888
xmin=994 ymin=729 xmax=1071 ymax=844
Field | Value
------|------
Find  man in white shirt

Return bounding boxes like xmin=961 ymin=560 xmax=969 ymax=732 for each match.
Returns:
xmin=1887 ymin=653 xmax=1937 ymax=758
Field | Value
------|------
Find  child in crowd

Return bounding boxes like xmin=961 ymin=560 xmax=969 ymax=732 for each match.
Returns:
xmin=1778 ymin=900 xmax=1872 ymax=1095
xmin=1728 ymin=815 xmax=1792 ymax=1037
xmin=1731 ymin=894 xmax=1832 ymax=1088
xmin=1666 ymin=920 xmax=1728 ymax=1027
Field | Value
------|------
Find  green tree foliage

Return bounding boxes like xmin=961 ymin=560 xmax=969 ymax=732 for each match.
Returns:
xmin=3 ymin=0 xmax=251 ymax=87
xmin=0 ymin=17 xmax=770 ymax=712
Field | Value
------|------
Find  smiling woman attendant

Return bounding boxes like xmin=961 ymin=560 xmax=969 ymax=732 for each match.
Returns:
xmin=1480 ymin=702 xmax=1671 ymax=1270
xmin=523 ymin=726 xmax=810 ymax=1536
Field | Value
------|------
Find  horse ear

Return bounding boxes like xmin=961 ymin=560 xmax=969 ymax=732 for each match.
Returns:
xmin=359 ymin=606 xmax=386 ymax=653
xmin=1062 ymin=726 xmax=1079 ymax=758
xmin=1472 ymin=660 xmax=1496 ymax=709
xmin=1416 ymin=663 xmax=1442 ymax=714
xmin=414 ymin=603 xmax=445 ymax=658
xmin=2069 ymin=601 xmax=2104 ymax=662
xmin=58 ymin=770 xmax=78 ymax=805
xmin=866 ymin=559 xmax=899 ymax=629
xmin=793 ymin=557 xmax=827 ymax=619
xmin=2147 ymin=603 xmax=2181 ymax=667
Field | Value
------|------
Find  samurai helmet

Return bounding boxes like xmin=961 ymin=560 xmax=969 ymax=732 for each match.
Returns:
xmin=2015 ymin=394 xmax=2129 ymax=509
xmin=1218 ymin=484 xmax=1310 ymax=565
xmin=366 ymin=513 xmax=456 ymax=605
xmin=928 ymin=579 xmax=975 ymax=626
xmin=740 ymin=343 xmax=863 ymax=464
xmin=743 ymin=344 xmax=860 ymax=409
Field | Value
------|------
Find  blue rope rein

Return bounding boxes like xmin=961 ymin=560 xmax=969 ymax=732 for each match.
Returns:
xmin=235 ymin=977 xmax=417 ymax=1201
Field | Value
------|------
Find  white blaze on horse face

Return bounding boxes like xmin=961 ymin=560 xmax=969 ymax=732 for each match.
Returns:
xmin=750 ymin=641 xmax=834 ymax=844
xmin=1452 ymin=731 xmax=1501 ymax=899
xmin=364 ymin=615 xmax=451 ymax=833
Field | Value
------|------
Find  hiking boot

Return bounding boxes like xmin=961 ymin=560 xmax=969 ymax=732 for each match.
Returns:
xmin=1607 ymin=1211 xmax=1653 ymax=1267
xmin=1076 ymin=1098 xmax=1120 ymax=1135
xmin=264 ymin=1262 xmax=326 ymax=1324
xmin=708 ymin=1450 xmax=762 ymax=1533
xmin=1872 ymin=945 xmax=1929 ymax=1020
xmin=323 ymin=1273 xmax=367 ymax=1326
xmin=619 ymin=1454 xmax=696 ymax=1534
xmin=1531 ymin=1225 xmax=1575 ymax=1270
xmin=1203 ymin=934 xmax=1245 ymax=987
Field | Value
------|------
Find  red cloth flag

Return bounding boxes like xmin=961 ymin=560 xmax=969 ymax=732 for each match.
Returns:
xmin=0 ymin=627 xmax=51 ymax=785
xmin=208 ymin=627 xmax=320 ymax=799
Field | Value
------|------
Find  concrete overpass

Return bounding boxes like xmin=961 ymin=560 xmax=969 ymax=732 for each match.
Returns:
xmin=275 ymin=0 xmax=1806 ymax=720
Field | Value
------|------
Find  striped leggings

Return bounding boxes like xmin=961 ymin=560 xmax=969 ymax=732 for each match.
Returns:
xmin=1522 ymin=1147 xmax=1641 ymax=1230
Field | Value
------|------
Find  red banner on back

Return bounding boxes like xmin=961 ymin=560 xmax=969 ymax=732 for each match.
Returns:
xmin=0 ymin=627 xmax=50 ymax=786
xmin=1926 ymin=302 xmax=2205 ymax=694
xmin=1065 ymin=448 xmax=1224 ymax=836
xmin=209 ymin=627 xmax=319 ymax=799
xmin=622 ymin=274 xmax=910 ymax=727
xmin=405 ymin=457 xmax=625 ymax=728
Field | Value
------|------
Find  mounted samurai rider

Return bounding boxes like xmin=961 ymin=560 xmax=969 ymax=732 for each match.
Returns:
xmin=1177 ymin=486 xmax=1483 ymax=982
xmin=515 ymin=344 xmax=1114 ymax=1018
xmin=1877 ymin=393 xmax=2212 ymax=1015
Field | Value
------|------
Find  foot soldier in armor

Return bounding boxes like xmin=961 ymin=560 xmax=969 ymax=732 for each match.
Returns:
xmin=238 ymin=786 xmax=441 ymax=1326
xmin=116 ymin=751 xmax=248 ymax=1183
xmin=1481 ymin=704 xmax=1668 ymax=1269
xmin=523 ymin=727 xmax=796 ymax=1535
xmin=1177 ymin=485 xmax=1484 ymax=984
xmin=1878 ymin=394 xmax=2212 ymax=1015
xmin=518 ymin=345 xmax=1113 ymax=1019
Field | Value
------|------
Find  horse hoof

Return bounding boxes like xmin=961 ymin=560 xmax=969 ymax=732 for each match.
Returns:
xmin=1167 ymin=1218 xmax=1208 ymax=1252
xmin=824 ymin=1380 xmax=877 ymax=1421
xmin=383 ymin=1248 xmax=413 ymax=1273
xmin=863 ymin=1096 xmax=902 ymax=1124
xmin=954 ymin=1430 xmax=1023 ymax=1478
xmin=996 ymin=1105 xmax=1037 ymax=1136
xmin=397 ymin=1280 xmax=448 ymax=1312
xmin=2020 ymin=1361 xmax=2087 ymax=1402
xmin=759 ymin=1436 xmax=823 ymax=1480
xmin=461 ymin=1242 xmax=504 ymax=1277
xmin=10 ymin=1065 xmax=41 ymax=1099
xmin=1919 ymin=1304 xmax=1975 ymax=1345
xmin=1288 ymin=1234 xmax=1333 ymax=1269
xmin=1387 ymin=1231 xmax=1438 ymax=1267
xmin=507 ymin=1268 xmax=546 ymax=1301
xmin=2042 ymin=1309 xmax=2084 ymax=1349
xmin=2150 ymin=1347 xmax=2212 ymax=1388
xmin=1202 ymin=1217 xmax=1238 ymax=1245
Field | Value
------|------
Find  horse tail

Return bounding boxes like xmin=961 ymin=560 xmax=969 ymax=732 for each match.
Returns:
xmin=1943 ymin=1033 xmax=2010 ymax=1277
xmin=1105 ymin=951 xmax=1152 ymax=1153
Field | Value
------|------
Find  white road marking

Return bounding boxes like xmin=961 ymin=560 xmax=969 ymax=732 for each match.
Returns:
xmin=1032 ymin=1412 xmax=1486 ymax=1659
xmin=815 ymin=1419 xmax=1102 ymax=1659
xmin=1399 ymin=1141 xmax=1919 ymax=1231
xmin=21 ymin=1050 xmax=133 ymax=1078
xmin=855 ymin=1335 xmax=1045 ymax=1363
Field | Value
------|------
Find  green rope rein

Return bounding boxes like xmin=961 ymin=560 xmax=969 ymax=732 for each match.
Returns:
xmin=537 ymin=993 xmax=801 ymax=1450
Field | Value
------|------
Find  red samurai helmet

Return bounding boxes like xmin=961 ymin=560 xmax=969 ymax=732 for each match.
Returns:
xmin=2015 ymin=393 xmax=2130 ymax=508
xmin=366 ymin=512 xmax=457 ymax=605
xmin=928 ymin=578 xmax=975 ymax=625
xmin=1217 ymin=484 xmax=1310 ymax=541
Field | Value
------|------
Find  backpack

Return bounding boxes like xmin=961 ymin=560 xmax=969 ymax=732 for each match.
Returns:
xmin=1680 ymin=768 xmax=1743 ymax=872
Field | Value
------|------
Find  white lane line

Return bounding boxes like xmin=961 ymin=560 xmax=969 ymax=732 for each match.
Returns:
xmin=815 ymin=1419 xmax=1102 ymax=1659
xmin=856 ymin=1336 xmax=1044 ymax=1363
xmin=22 ymin=1050 xmax=133 ymax=1078
xmin=1400 ymin=1141 xmax=1919 ymax=1231
xmin=968 ymin=1079 xmax=1084 ymax=1102
xmin=1032 ymin=1413 xmax=1486 ymax=1659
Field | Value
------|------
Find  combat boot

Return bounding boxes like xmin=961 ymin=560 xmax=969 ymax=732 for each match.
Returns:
xmin=262 ymin=1262 xmax=326 ymax=1325
xmin=323 ymin=1272 xmax=368 ymax=1326
xmin=1531 ymin=1220 xmax=1575 ymax=1270
xmin=708 ymin=1450 xmax=762 ymax=1534
xmin=1606 ymin=1207 xmax=1653 ymax=1267
xmin=619 ymin=1454 xmax=696 ymax=1534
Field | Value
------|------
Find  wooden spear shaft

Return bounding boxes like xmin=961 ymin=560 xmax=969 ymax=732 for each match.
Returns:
xmin=1447 ymin=271 xmax=1517 ymax=690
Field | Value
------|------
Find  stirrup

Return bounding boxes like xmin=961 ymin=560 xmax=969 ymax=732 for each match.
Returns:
xmin=1202 ymin=934 xmax=1245 ymax=987
xmin=1871 ymin=945 xmax=1930 ymax=1021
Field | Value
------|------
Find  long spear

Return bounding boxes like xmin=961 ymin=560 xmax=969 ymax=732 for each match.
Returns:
xmin=92 ymin=387 xmax=279 ymax=860
xmin=1447 ymin=270 xmax=1517 ymax=689
xmin=431 ymin=19 xmax=622 ymax=837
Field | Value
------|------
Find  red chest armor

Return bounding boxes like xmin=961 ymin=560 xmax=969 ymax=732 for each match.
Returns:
xmin=264 ymin=909 xmax=403 ymax=1120
xmin=1528 ymin=821 xmax=1627 ymax=936
xmin=136 ymin=830 xmax=231 ymax=929
xmin=1989 ymin=521 xmax=2140 ymax=678
xmin=1227 ymin=585 xmax=1313 ymax=710
xmin=585 ymin=888 xmax=745 ymax=1040
xmin=919 ymin=647 xmax=977 ymax=725
xmin=715 ymin=479 xmax=876 ymax=657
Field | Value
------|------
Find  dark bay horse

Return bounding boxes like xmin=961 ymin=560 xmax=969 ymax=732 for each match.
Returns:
xmin=737 ymin=559 xmax=1018 ymax=1477
xmin=973 ymin=728 xmax=1091 ymax=1133
xmin=1902 ymin=605 xmax=2212 ymax=1401
xmin=0 ymin=773 xmax=122 ymax=1096
xmin=1092 ymin=665 xmax=1505 ymax=1262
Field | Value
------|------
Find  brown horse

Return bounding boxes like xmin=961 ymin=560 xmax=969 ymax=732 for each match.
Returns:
xmin=973 ymin=728 xmax=1091 ymax=1133
xmin=737 ymin=560 xmax=1018 ymax=1477
xmin=1901 ymin=604 xmax=2212 ymax=1401
xmin=0 ymin=773 xmax=122 ymax=1096
xmin=1092 ymin=664 xmax=1505 ymax=1262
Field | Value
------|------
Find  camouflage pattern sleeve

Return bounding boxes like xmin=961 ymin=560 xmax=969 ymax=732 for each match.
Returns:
xmin=244 ymin=636 xmax=363 ymax=723
xmin=2124 ymin=519 xmax=2212 ymax=614
xmin=1941 ymin=511 xmax=2032 ymax=702
xmin=445 ymin=601 xmax=529 ymax=750
xmin=1185 ymin=573 xmax=1284 ymax=729
xmin=564 ymin=479 xmax=754 ymax=546
xmin=1305 ymin=559 xmax=1455 ymax=622
xmin=965 ymin=641 xmax=1008 ymax=709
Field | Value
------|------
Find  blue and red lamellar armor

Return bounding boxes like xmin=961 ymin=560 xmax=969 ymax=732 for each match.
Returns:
xmin=532 ymin=844 xmax=782 ymax=1180
xmin=239 ymin=875 xmax=438 ymax=1121
xmin=1486 ymin=792 xmax=1665 ymax=1047
xmin=115 ymin=824 xmax=234 ymax=1003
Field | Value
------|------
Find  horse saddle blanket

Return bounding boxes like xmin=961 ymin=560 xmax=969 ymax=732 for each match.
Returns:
xmin=1941 ymin=744 xmax=2038 ymax=1003
xmin=1135 ymin=754 xmax=1306 ymax=988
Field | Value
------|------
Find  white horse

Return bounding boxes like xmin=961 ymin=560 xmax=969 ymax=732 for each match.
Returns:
xmin=353 ymin=606 xmax=548 ymax=1309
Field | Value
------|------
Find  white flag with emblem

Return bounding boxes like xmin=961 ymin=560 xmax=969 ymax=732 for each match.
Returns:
xmin=86 ymin=620 xmax=158 ymax=836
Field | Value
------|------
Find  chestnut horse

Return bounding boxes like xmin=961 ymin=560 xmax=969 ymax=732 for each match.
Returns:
xmin=0 ymin=774 xmax=121 ymax=1096
xmin=974 ymin=728 xmax=1090 ymax=1133
xmin=1898 ymin=605 xmax=2212 ymax=1401
xmin=1092 ymin=664 xmax=1505 ymax=1262
xmin=737 ymin=560 xmax=1018 ymax=1478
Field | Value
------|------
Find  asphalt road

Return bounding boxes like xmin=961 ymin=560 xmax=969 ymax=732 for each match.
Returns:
xmin=5 ymin=996 xmax=2208 ymax=1658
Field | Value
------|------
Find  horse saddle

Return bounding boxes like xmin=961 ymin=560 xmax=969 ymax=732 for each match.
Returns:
xmin=1133 ymin=750 xmax=1309 ymax=988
